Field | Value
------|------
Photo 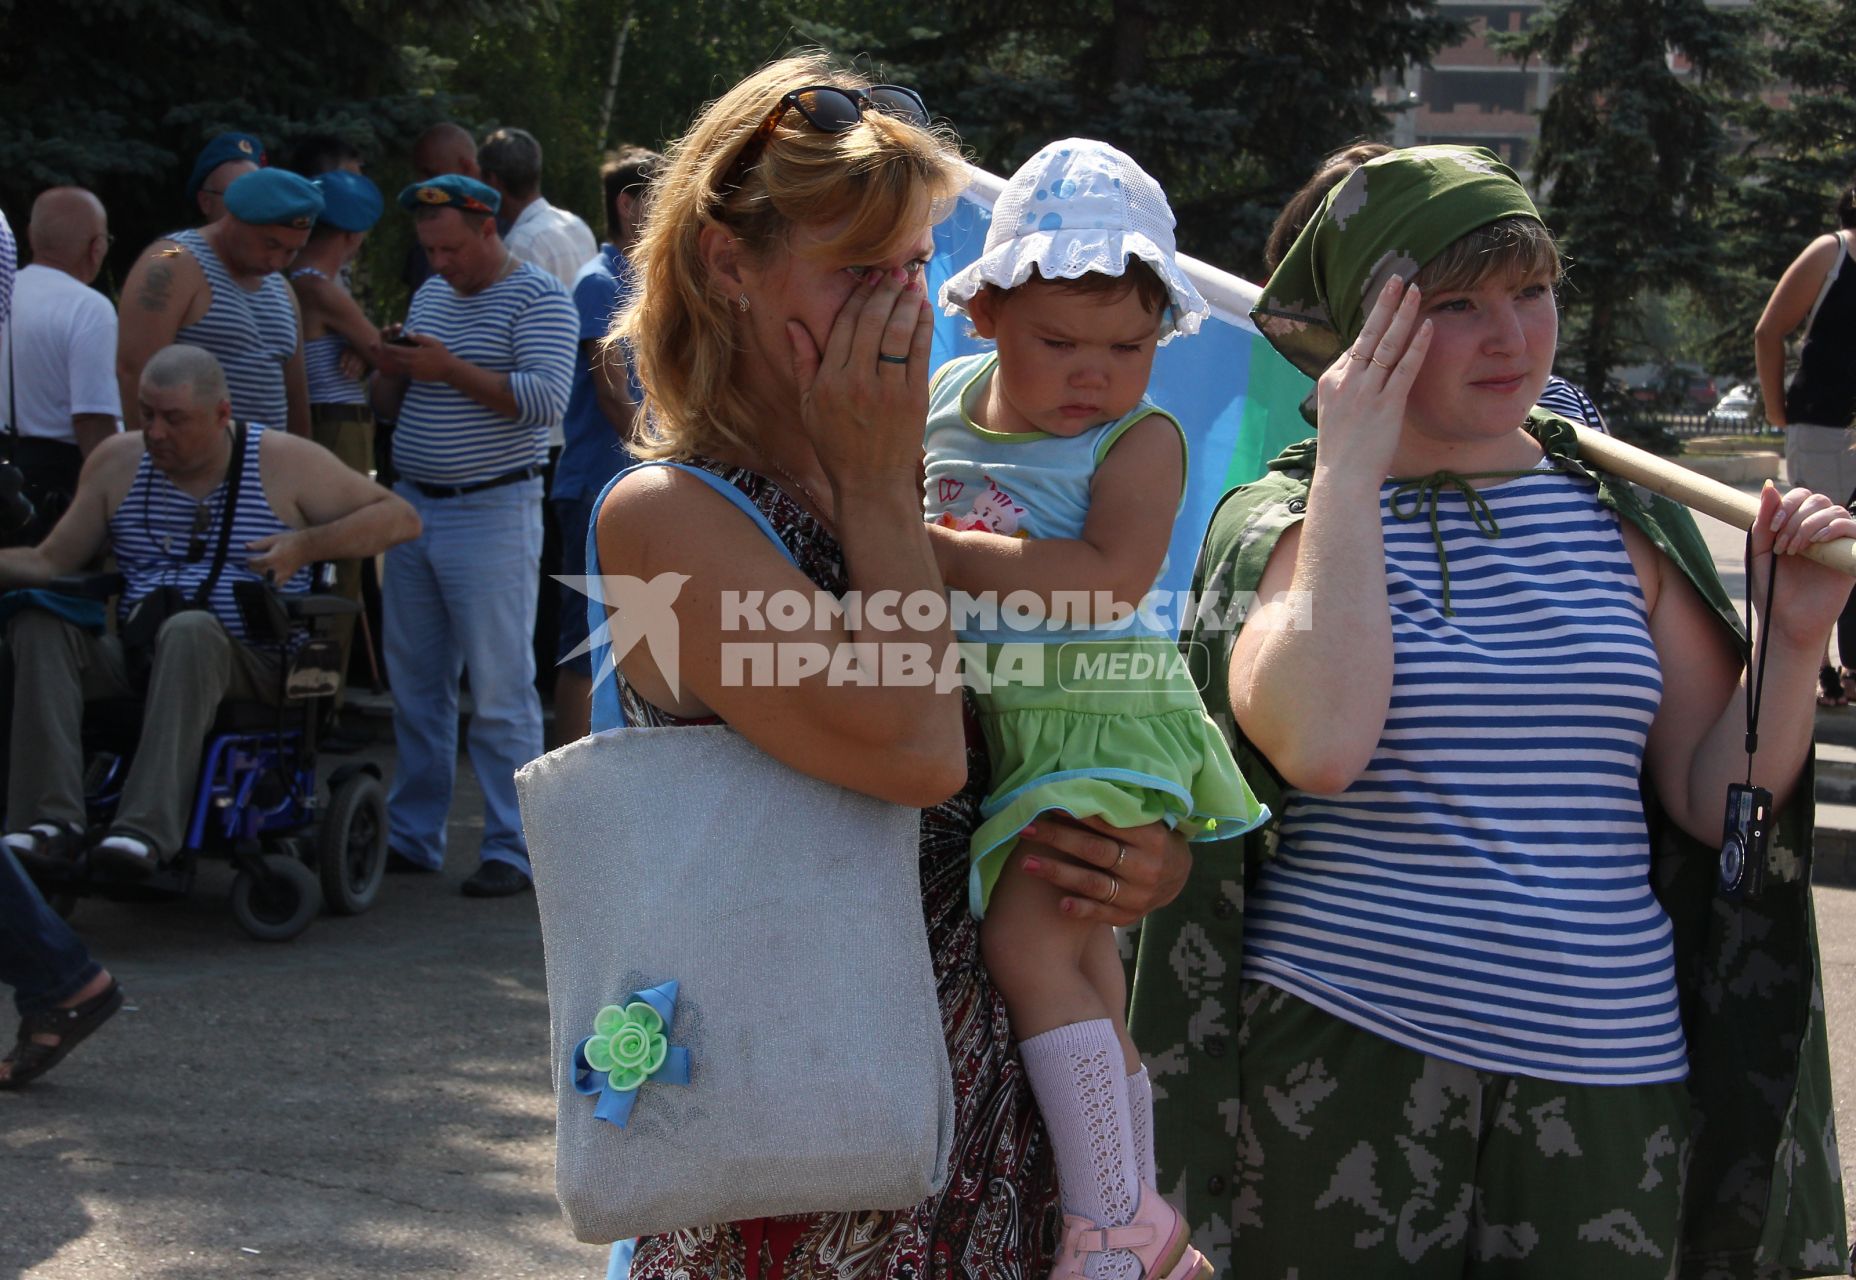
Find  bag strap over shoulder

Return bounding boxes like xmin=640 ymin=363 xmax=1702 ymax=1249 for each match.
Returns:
xmin=193 ymin=421 xmax=248 ymax=608
xmin=585 ymin=461 xmax=799 ymax=732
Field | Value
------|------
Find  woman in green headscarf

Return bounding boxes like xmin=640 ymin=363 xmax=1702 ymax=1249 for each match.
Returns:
xmin=1126 ymin=146 xmax=1855 ymax=1276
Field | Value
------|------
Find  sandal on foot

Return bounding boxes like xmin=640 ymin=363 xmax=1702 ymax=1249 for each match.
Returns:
xmin=4 ymin=822 xmax=86 ymax=876
xmin=1050 ymin=1186 xmax=1213 ymax=1280
xmin=89 ymin=832 xmax=158 ymax=880
xmin=1819 ymin=666 xmax=1849 ymax=709
xmin=0 ymin=978 xmax=124 ymax=1089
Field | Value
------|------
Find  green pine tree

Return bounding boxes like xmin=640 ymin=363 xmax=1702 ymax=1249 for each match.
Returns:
xmin=799 ymin=0 xmax=1465 ymax=279
xmin=1702 ymin=0 xmax=1856 ymax=390
xmin=1496 ymin=0 xmax=1760 ymax=431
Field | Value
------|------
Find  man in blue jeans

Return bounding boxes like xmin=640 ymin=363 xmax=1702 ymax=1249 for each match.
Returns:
xmin=371 ymin=175 xmax=576 ymax=898
xmin=0 ymin=208 xmax=122 ymax=1088
xmin=0 ymin=845 xmax=120 ymax=1087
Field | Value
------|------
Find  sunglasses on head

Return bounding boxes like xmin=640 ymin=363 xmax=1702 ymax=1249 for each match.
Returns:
xmin=720 ymin=84 xmax=929 ymax=194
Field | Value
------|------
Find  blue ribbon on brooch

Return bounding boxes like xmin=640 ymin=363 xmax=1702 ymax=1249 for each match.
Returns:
xmin=571 ymin=980 xmax=691 ymax=1128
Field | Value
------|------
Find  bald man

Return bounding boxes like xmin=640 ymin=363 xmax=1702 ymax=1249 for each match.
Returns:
xmin=0 ymin=343 xmax=419 ymax=875
xmin=0 ymin=188 xmax=119 ymax=539
xmin=403 ymin=123 xmax=480 ymax=293
xmin=411 ymin=122 xmax=480 ymax=182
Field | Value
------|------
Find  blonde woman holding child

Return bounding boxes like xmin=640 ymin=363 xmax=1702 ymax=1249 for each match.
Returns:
xmin=591 ymin=60 xmax=1197 ymax=1280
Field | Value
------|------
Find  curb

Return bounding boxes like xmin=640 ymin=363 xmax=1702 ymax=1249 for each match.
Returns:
xmin=1678 ymin=452 xmax=1782 ymax=485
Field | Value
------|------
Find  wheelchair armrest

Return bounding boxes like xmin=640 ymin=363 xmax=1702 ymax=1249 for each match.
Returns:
xmin=46 ymin=571 xmax=125 ymax=601
xmin=283 ymin=593 xmax=362 ymax=620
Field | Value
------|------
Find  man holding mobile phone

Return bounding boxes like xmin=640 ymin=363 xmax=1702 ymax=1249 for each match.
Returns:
xmin=370 ymin=175 xmax=576 ymax=899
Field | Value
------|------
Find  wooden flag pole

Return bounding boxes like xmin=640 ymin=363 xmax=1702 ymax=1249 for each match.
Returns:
xmin=1572 ymin=424 xmax=1856 ymax=578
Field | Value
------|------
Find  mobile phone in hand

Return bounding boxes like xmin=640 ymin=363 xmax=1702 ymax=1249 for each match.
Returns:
xmin=385 ymin=332 xmax=420 ymax=348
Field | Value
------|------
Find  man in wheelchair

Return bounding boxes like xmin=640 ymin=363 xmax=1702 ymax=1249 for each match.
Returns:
xmin=0 ymin=343 xmax=419 ymax=875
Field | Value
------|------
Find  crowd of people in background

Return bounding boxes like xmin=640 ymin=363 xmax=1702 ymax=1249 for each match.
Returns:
xmin=0 ymin=122 xmax=665 ymax=900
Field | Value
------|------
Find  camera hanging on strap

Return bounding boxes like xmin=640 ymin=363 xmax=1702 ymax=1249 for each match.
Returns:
xmin=1720 ymin=529 xmax=1776 ymax=901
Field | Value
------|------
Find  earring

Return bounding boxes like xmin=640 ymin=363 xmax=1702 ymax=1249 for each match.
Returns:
xmin=737 ymin=293 xmax=750 ymax=313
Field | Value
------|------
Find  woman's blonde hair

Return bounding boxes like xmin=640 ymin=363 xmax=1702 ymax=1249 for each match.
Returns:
xmin=612 ymin=52 xmax=967 ymax=461
xmin=1413 ymin=216 xmax=1563 ymax=296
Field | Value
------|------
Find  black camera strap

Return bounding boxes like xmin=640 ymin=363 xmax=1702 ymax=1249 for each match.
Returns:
xmin=4 ymin=309 xmax=16 ymax=442
xmin=193 ymin=421 xmax=248 ymax=609
xmin=1742 ymin=527 xmax=1779 ymax=783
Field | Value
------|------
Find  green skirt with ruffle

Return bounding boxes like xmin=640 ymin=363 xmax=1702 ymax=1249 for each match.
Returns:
xmin=964 ymin=637 xmax=1267 ymax=916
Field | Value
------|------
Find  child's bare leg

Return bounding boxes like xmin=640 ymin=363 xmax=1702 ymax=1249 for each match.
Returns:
xmin=982 ymin=845 xmax=1114 ymax=1036
xmin=1079 ymin=923 xmax=1139 ymax=1072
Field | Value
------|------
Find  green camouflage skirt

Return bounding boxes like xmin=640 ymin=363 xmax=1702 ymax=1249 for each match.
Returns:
xmin=1234 ymin=980 xmax=1692 ymax=1279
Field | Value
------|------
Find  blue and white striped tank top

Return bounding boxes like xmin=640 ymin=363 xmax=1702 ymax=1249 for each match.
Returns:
xmin=1243 ymin=465 xmax=1685 ymax=1085
xmin=171 ymin=228 xmax=296 ymax=429
xmin=108 ymin=425 xmax=311 ymax=642
xmin=290 ymin=268 xmax=366 ymax=407
xmin=391 ymin=263 xmax=576 ymax=486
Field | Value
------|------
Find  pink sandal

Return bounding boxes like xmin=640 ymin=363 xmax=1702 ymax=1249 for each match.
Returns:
xmin=1050 ymin=1185 xmax=1213 ymax=1280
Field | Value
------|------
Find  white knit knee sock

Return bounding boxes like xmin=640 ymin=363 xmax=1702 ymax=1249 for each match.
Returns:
xmin=1126 ymin=1065 xmax=1155 ymax=1191
xmin=1019 ymin=1020 xmax=1142 ymax=1280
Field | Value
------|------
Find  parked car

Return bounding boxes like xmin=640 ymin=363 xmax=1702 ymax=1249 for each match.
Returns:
xmin=1705 ymin=383 xmax=1759 ymax=431
xmin=1615 ymin=363 xmax=1719 ymax=409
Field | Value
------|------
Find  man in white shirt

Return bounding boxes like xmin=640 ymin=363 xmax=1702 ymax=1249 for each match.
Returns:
xmin=0 ymin=187 xmax=120 ymax=537
xmin=478 ymin=127 xmax=597 ymax=286
xmin=476 ymin=126 xmax=597 ymax=699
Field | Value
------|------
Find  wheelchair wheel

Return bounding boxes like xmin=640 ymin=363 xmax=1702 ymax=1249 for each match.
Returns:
xmin=318 ymin=772 xmax=387 ymax=916
xmin=230 ymin=853 xmax=321 ymax=942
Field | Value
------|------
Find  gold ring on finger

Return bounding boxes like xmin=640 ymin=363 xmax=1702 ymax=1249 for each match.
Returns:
xmin=1348 ymin=350 xmax=1372 ymax=362
xmin=1370 ymin=356 xmax=1395 ymax=370
xmin=1112 ymin=842 xmax=1127 ymax=871
xmin=1103 ymin=877 xmax=1120 ymax=905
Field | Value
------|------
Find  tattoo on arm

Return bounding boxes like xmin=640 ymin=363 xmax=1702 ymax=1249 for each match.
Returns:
xmin=138 ymin=262 xmax=174 ymax=313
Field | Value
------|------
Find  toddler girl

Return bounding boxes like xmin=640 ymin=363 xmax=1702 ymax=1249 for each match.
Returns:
xmin=927 ymin=138 xmax=1265 ymax=1280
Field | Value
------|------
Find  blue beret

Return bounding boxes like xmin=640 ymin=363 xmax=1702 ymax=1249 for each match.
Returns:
xmin=186 ymin=132 xmax=267 ymax=200
xmin=223 ymin=169 xmax=324 ymax=230
xmin=396 ymin=174 xmax=501 ymax=217
xmin=312 ymin=170 xmax=384 ymax=233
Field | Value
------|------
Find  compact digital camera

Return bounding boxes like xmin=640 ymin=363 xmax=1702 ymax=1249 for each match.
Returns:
xmin=1718 ymin=782 xmax=1772 ymax=901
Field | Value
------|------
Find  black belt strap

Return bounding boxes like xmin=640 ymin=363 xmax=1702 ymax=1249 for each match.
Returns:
xmin=409 ymin=464 xmax=541 ymax=499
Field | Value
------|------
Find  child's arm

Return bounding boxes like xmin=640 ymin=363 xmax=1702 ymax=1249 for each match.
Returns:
xmin=928 ymin=413 xmax=1181 ymax=622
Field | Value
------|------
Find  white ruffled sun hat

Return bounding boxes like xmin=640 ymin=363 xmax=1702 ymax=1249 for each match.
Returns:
xmin=939 ymin=138 xmax=1208 ymax=344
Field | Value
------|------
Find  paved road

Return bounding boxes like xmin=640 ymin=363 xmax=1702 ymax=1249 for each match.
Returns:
xmin=6 ymin=489 xmax=1855 ymax=1276
xmin=2 ymin=742 xmax=613 ymax=1280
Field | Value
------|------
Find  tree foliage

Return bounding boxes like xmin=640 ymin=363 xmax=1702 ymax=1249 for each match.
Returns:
xmin=0 ymin=0 xmax=1466 ymax=302
xmin=1496 ymin=0 xmax=1758 ymax=416
xmin=1701 ymin=0 xmax=1856 ymax=384
xmin=800 ymin=0 xmax=1465 ymax=280
xmin=0 ymin=0 xmax=524 ymax=295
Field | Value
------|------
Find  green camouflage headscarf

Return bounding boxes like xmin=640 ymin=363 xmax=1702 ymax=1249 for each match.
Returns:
xmin=1251 ymin=145 xmax=1542 ymax=381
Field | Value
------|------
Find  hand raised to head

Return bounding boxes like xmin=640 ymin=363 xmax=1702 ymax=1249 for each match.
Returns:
xmin=1314 ymin=276 xmax=1432 ymax=480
